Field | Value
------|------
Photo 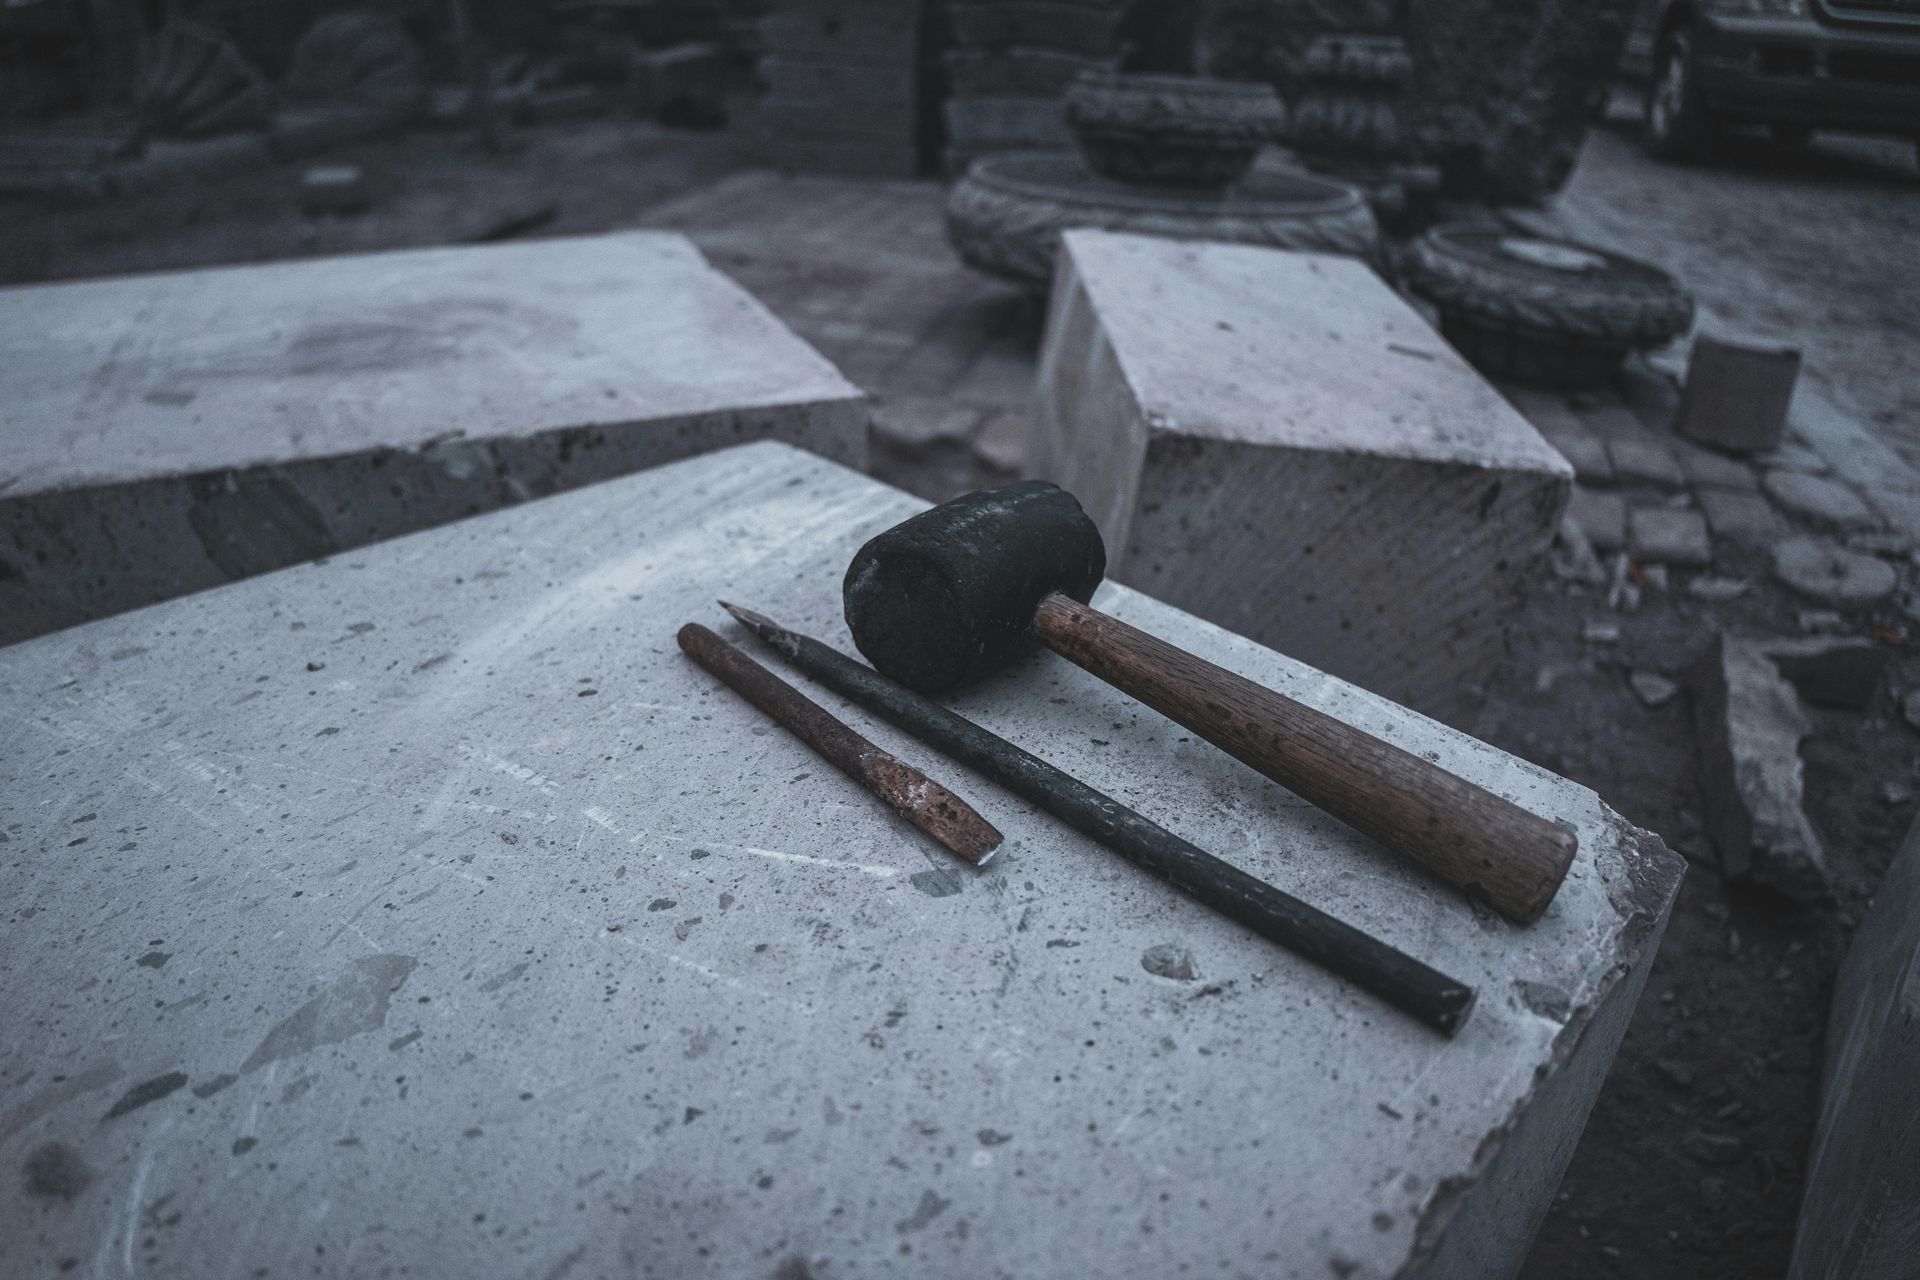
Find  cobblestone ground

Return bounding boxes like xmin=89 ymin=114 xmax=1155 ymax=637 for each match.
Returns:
xmin=3 ymin=112 xmax=1916 ymax=1280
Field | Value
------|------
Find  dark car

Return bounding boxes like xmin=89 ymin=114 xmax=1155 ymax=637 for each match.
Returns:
xmin=1621 ymin=0 xmax=1920 ymax=158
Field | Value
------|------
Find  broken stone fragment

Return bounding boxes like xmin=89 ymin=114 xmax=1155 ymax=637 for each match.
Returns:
xmin=1629 ymin=672 xmax=1679 ymax=709
xmin=1690 ymin=632 xmax=1830 ymax=901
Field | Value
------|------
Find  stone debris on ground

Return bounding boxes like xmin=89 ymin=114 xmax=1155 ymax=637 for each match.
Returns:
xmin=1772 ymin=538 xmax=1901 ymax=607
xmin=1690 ymin=632 xmax=1832 ymax=902
xmin=299 ymin=163 xmax=369 ymax=215
xmin=1687 ymin=576 xmax=1750 ymax=602
xmin=1550 ymin=516 xmax=1609 ymax=586
xmin=1630 ymin=672 xmax=1680 ymax=709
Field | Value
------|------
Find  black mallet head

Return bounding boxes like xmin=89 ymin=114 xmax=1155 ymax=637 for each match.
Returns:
xmin=843 ymin=481 xmax=1106 ymax=694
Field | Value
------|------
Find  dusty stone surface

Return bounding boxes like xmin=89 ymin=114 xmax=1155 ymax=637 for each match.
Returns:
xmin=1760 ymin=471 xmax=1879 ymax=533
xmin=1771 ymin=538 xmax=1900 ymax=607
xmin=0 ymin=231 xmax=866 ymax=645
xmin=1690 ymin=633 xmax=1830 ymax=901
xmin=1035 ymin=229 xmax=1572 ymax=721
xmin=0 ymin=442 xmax=1679 ymax=1280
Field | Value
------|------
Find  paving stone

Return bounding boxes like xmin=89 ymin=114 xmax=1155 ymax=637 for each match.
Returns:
xmin=1606 ymin=433 xmax=1687 ymax=489
xmin=1567 ymin=487 xmax=1626 ymax=552
xmin=1675 ymin=335 xmax=1800 ymax=455
xmin=1697 ymin=488 xmax=1786 ymax=547
xmin=1761 ymin=471 xmax=1880 ymax=532
xmin=1629 ymin=507 xmax=1713 ymax=568
xmin=1535 ymin=423 xmax=1613 ymax=484
xmin=1674 ymin=441 xmax=1759 ymax=492
xmin=1034 ymin=230 xmax=1572 ymax=721
xmin=0 ymin=232 xmax=866 ymax=646
xmin=1577 ymin=401 xmax=1648 ymax=443
xmin=0 ymin=440 xmax=1681 ymax=1280
xmin=1773 ymin=538 xmax=1900 ymax=606
xmin=1690 ymin=632 xmax=1830 ymax=900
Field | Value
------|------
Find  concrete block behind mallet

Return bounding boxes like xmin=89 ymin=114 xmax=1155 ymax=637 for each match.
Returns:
xmin=1677 ymin=334 xmax=1801 ymax=455
xmin=1035 ymin=229 xmax=1572 ymax=722
xmin=0 ymin=230 xmax=867 ymax=646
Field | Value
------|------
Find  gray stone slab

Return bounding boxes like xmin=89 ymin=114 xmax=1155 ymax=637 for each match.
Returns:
xmin=0 ymin=231 xmax=867 ymax=646
xmin=1788 ymin=811 xmax=1920 ymax=1280
xmin=0 ymin=442 xmax=1678 ymax=1280
xmin=1034 ymin=229 xmax=1573 ymax=722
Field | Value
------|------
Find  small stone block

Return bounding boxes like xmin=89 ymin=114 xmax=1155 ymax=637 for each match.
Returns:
xmin=0 ymin=441 xmax=1682 ymax=1280
xmin=1629 ymin=507 xmax=1713 ymax=567
xmin=1697 ymin=488 xmax=1785 ymax=547
xmin=1578 ymin=401 xmax=1649 ymax=443
xmin=1678 ymin=334 xmax=1801 ymax=454
xmin=1034 ymin=230 xmax=1572 ymax=720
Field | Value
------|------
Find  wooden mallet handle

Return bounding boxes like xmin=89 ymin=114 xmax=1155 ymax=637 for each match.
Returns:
xmin=1032 ymin=594 xmax=1576 ymax=924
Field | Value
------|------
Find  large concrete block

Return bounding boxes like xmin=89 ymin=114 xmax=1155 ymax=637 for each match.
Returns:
xmin=0 ymin=441 xmax=1678 ymax=1280
xmin=1035 ymin=229 xmax=1573 ymax=721
xmin=0 ymin=231 xmax=866 ymax=646
xmin=1789 ymin=812 xmax=1920 ymax=1280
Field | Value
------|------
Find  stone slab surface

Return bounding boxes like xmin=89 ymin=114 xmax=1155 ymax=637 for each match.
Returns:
xmin=0 ymin=443 xmax=1678 ymax=1280
xmin=0 ymin=231 xmax=867 ymax=645
xmin=1035 ymin=229 xmax=1573 ymax=722
xmin=1788 ymin=812 xmax=1920 ymax=1280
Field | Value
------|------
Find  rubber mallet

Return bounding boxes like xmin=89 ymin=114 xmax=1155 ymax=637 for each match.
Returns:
xmin=842 ymin=482 xmax=1576 ymax=924
xmin=722 ymin=602 xmax=1477 ymax=1035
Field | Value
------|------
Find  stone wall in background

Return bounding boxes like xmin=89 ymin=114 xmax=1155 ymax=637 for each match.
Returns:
xmin=1194 ymin=0 xmax=1631 ymax=203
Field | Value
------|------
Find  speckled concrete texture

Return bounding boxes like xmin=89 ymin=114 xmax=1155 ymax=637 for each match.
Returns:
xmin=0 ymin=231 xmax=867 ymax=646
xmin=0 ymin=443 xmax=1678 ymax=1280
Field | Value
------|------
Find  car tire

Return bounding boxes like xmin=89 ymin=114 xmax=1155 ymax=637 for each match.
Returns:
xmin=1401 ymin=224 xmax=1696 ymax=387
xmin=1644 ymin=26 xmax=1712 ymax=160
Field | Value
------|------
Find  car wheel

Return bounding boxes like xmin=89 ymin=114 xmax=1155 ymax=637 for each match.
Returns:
xmin=1644 ymin=26 xmax=1712 ymax=159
